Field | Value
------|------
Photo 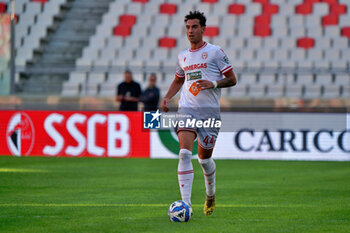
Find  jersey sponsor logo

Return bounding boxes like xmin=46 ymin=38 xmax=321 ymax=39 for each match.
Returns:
xmin=189 ymin=82 xmax=201 ymax=96
xmin=183 ymin=63 xmax=207 ymax=72
xmin=186 ymin=71 xmax=202 ymax=81
xmin=202 ymin=52 xmax=208 ymax=60
xmin=6 ymin=112 xmax=35 ymax=156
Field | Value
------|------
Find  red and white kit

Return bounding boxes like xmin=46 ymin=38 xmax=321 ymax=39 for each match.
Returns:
xmin=175 ymin=42 xmax=233 ymax=149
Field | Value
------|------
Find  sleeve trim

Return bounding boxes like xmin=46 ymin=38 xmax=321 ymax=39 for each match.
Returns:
xmin=221 ymin=66 xmax=233 ymax=75
xmin=175 ymin=72 xmax=185 ymax=78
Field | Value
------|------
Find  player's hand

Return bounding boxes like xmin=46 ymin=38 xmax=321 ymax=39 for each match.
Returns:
xmin=161 ymin=98 xmax=169 ymax=112
xmin=196 ymin=80 xmax=214 ymax=90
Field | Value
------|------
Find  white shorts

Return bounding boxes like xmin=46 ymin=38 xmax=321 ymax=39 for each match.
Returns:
xmin=175 ymin=108 xmax=220 ymax=150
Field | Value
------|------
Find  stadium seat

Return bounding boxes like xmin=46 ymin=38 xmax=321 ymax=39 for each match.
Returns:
xmin=99 ymin=82 xmax=117 ymax=97
xmin=240 ymin=74 xmax=257 ymax=85
xmin=341 ymin=27 xmax=350 ymax=38
xmin=297 ymin=61 xmax=313 ymax=71
xmin=316 ymin=74 xmax=333 ymax=85
xmin=119 ymin=14 xmax=137 ymax=26
xmin=202 ymin=0 xmax=218 ymax=3
xmin=296 ymin=74 xmax=314 ymax=84
xmin=204 ymin=26 xmax=219 ymax=37
xmin=334 ymin=74 xmax=350 ymax=85
xmin=285 ymin=84 xmax=303 ymax=98
xmin=323 ymin=85 xmax=341 ymax=98
xmin=159 ymin=37 xmax=177 ymax=49
xmin=253 ymin=0 xmax=269 ymax=4
xmin=61 ymin=82 xmax=81 ymax=97
xmin=342 ymin=85 xmax=350 ymax=98
xmin=322 ymin=14 xmax=338 ymax=26
xmin=254 ymin=25 xmax=271 ymax=37
xmin=228 ymin=84 xmax=247 ymax=98
xmin=159 ymin=3 xmax=177 ymax=15
xmin=68 ymin=72 xmax=87 ymax=83
xmin=312 ymin=3 xmax=329 ymax=16
xmin=266 ymin=84 xmax=284 ymax=98
xmin=304 ymin=84 xmax=322 ymax=99
xmin=32 ymin=0 xmax=48 ymax=4
xmin=113 ymin=25 xmax=132 ymax=37
xmin=249 ymin=84 xmax=266 ymax=98
xmin=313 ymin=60 xmax=330 ymax=69
xmin=259 ymin=74 xmax=276 ymax=84
xmin=133 ymin=0 xmax=149 ymax=3
xmin=296 ymin=3 xmax=313 ymax=15
xmin=330 ymin=3 xmax=347 ymax=15
xmin=297 ymin=37 xmax=315 ymax=49
xmin=228 ymin=4 xmax=245 ymax=15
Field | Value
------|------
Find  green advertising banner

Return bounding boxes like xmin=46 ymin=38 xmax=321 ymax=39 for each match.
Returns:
xmin=0 ymin=14 xmax=11 ymax=95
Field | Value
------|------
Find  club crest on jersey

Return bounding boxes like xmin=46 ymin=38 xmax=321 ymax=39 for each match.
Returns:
xmin=202 ymin=52 xmax=208 ymax=60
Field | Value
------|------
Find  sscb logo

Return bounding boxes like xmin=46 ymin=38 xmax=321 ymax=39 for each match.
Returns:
xmin=6 ymin=112 xmax=35 ymax=156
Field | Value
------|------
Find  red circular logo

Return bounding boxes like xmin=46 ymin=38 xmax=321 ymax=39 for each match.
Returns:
xmin=6 ymin=112 xmax=35 ymax=156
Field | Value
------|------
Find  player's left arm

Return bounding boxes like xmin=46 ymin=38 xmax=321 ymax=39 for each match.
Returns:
xmin=196 ymin=70 xmax=237 ymax=90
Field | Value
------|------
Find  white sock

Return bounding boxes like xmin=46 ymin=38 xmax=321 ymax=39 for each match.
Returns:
xmin=178 ymin=148 xmax=193 ymax=205
xmin=198 ymin=157 xmax=216 ymax=197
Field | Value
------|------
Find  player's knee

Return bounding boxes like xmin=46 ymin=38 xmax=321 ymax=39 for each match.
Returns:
xmin=198 ymin=157 xmax=212 ymax=165
xmin=179 ymin=148 xmax=192 ymax=162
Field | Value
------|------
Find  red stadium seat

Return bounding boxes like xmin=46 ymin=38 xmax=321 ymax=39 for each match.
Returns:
xmin=322 ymin=14 xmax=338 ymax=26
xmin=159 ymin=37 xmax=176 ymax=49
xmin=204 ymin=26 xmax=219 ymax=37
xmin=254 ymin=25 xmax=271 ymax=37
xmin=113 ymin=25 xmax=132 ymax=37
xmin=159 ymin=3 xmax=177 ymax=15
xmin=228 ymin=4 xmax=245 ymax=15
xmin=31 ymin=0 xmax=48 ymax=4
xmin=132 ymin=0 xmax=149 ymax=3
xmin=341 ymin=27 xmax=350 ymax=39
xmin=304 ymin=0 xmax=320 ymax=3
xmin=0 ymin=2 xmax=6 ymax=13
xmin=330 ymin=4 xmax=347 ymax=15
xmin=202 ymin=0 xmax=218 ymax=3
xmin=119 ymin=14 xmax=137 ymax=26
xmin=297 ymin=37 xmax=315 ymax=49
xmin=296 ymin=3 xmax=313 ymax=15
xmin=253 ymin=0 xmax=269 ymax=4
xmin=255 ymin=14 xmax=271 ymax=26
xmin=321 ymin=0 xmax=338 ymax=4
xmin=263 ymin=4 xmax=279 ymax=14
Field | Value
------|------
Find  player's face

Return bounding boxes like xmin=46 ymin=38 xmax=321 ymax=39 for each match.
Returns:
xmin=186 ymin=19 xmax=205 ymax=44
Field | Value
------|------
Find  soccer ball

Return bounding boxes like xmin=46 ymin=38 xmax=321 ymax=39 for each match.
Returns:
xmin=168 ymin=200 xmax=192 ymax=222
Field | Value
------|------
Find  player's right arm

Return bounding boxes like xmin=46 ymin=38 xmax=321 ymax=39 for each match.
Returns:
xmin=161 ymin=76 xmax=184 ymax=112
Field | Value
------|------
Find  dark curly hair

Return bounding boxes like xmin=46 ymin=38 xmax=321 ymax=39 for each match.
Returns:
xmin=184 ymin=11 xmax=206 ymax=27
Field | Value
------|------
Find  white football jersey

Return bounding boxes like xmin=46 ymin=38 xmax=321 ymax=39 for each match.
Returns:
xmin=175 ymin=42 xmax=233 ymax=110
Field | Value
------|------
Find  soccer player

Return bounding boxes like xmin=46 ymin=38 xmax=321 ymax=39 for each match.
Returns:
xmin=161 ymin=11 xmax=237 ymax=216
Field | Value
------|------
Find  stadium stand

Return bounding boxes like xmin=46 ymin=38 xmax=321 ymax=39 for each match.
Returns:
xmin=4 ymin=0 xmax=349 ymax=99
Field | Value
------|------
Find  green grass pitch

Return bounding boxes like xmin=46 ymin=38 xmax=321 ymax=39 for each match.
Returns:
xmin=0 ymin=156 xmax=349 ymax=233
